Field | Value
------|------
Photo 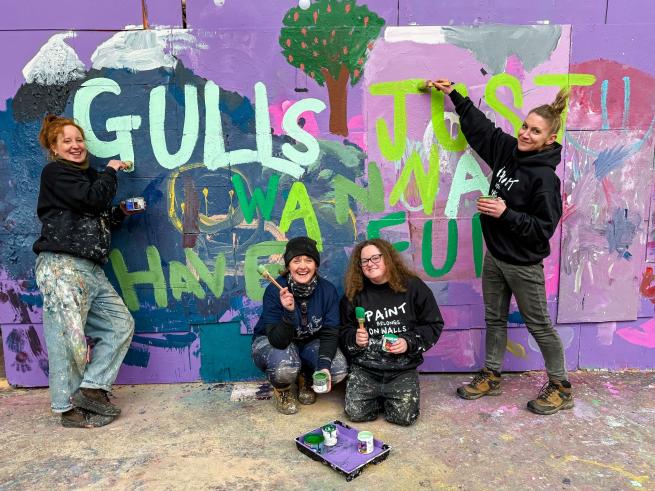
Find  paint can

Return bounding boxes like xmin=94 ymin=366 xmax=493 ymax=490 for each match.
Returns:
xmin=381 ymin=333 xmax=398 ymax=352
xmin=125 ymin=197 xmax=146 ymax=212
xmin=322 ymin=423 xmax=338 ymax=446
xmin=312 ymin=371 xmax=329 ymax=393
xmin=304 ymin=433 xmax=324 ymax=453
xmin=357 ymin=431 xmax=374 ymax=454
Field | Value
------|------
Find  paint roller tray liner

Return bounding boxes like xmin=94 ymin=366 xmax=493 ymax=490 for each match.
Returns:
xmin=295 ymin=420 xmax=391 ymax=481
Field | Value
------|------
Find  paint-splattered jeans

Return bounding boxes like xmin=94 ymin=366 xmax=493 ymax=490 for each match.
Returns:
xmin=482 ymin=252 xmax=567 ymax=381
xmin=345 ymin=365 xmax=420 ymax=426
xmin=35 ymin=252 xmax=135 ymax=412
xmin=251 ymin=336 xmax=348 ymax=389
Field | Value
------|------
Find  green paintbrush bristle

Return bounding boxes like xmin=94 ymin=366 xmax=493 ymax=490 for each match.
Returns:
xmin=355 ymin=306 xmax=366 ymax=320
xmin=257 ymin=264 xmax=267 ymax=275
xmin=417 ymin=80 xmax=431 ymax=92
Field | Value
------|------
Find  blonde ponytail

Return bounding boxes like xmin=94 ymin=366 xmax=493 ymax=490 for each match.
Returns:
xmin=529 ymin=87 xmax=570 ymax=135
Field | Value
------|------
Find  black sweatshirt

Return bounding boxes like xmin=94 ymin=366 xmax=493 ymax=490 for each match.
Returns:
xmin=33 ymin=161 xmax=124 ymax=263
xmin=450 ymin=90 xmax=563 ymax=265
xmin=340 ymin=277 xmax=443 ymax=372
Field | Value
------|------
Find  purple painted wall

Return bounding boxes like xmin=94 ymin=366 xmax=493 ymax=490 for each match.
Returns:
xmin=1 ymin=0 xmax=655 ymax=387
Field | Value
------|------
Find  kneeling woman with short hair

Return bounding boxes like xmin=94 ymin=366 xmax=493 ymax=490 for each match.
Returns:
xmin=340 ymin=239 xmax=444 ymax=426
xmin=251 ymin=237 xmax=348 ymax=415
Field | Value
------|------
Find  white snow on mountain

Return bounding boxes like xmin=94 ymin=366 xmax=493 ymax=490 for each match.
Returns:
xmin=91 ymin=27 xmax=205 ymax=72
xmin=23 ymin=32 xmax=86 ymax=85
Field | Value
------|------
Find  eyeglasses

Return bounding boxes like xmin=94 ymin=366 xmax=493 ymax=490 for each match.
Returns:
xmin=359 ymin=253 xmax=383 ymax=267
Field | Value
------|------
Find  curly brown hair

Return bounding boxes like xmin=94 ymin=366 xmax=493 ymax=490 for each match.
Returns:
xmin=38 ymin=114 xmax=86 ymax=160
xmin=344 ymin=238 xmax=417 ymax=302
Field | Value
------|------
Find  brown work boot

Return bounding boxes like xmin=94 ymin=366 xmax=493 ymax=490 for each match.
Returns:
xmin=71 ymin=388 xmax=121 ymax=416
xmin=527 ymin=380 xmax=574 ymax=415
xmin=61 ymin=408 xmax=115 ymax=428
xmin=273 ymin=385 xmax=298 ymax=415
xmin=456 ymin=368 xmax=502 ymax=400
xmin=297 ymin=373 xmax=316 ymax=405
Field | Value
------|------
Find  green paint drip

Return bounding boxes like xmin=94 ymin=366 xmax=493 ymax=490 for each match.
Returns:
xmin=431 ymin=83 xmax=468 ymax=152
xmin=231 ymin=173 xmax=280 ymax=224
xmin=472 ymin=213 xmax=484 ymax=277
xmin=422 ymin=219 xmax=458 ymax=278
xmin=389 ymin=146 xmax=440 ymax=215
xmin=279 ymin=181 xmax=323 ymax=250
xmin=169 ymin=260 xmax=205 ymax=300
xmin=369 ymin=79 xmax=425 ymax=160
xmin=484 ymin=74 xmax=524 ymax=137
xmin=185 ymin=248 xmax=225 ymax=299
xmin=110 ymin=246 xmax=167 ymax=311
xmin=367 ymin=211 xmax=409 ymax=252
xmin=333 ymin=161 xmax=384 ymax=225
xmin=245 ymin=241 xmax=287 ymax=301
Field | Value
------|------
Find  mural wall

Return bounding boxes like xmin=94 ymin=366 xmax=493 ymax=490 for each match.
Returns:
xmin=1 ymin=0 xmax=654 ymax=386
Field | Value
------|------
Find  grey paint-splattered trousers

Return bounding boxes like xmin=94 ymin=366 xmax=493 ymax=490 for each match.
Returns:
xmin=482 ymin=252 xmax=567 ymax=381
xmin=35 ymin=252 xmax=135 ymax=412
xmin=251 ymin=336 xmax=348 ymax=389
xmin=345 ymin=365 xmax=420 ymax=426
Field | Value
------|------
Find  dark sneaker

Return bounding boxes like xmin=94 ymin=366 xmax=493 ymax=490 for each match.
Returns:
xmin=297 ymin=374 xmax=316 ymax=405
xmin=456 ymin=368 xmax=502 ymax=400
xmin=527 ymin=380 xmax=574 ymax=415
xmin=273 ymin=385 xmax=298 ymax=415
xmin=71 ymin=388 xmax=121 ymax=416
xmin=61 ymin=408 xmax=115 ymax=428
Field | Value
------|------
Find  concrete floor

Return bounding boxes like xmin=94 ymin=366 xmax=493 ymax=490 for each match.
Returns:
xmin=0 ymin=371 xmax=653 ymax=491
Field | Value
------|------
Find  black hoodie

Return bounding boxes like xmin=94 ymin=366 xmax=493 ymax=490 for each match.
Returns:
xmin=33 ymin=160 xmax=124 ymax=264
xmin=450 ymin=90 xmax=563 ymax=265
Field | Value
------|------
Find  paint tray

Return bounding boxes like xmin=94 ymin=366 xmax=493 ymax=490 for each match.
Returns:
xmin=295 ymin=420 xmax=391 ymax=481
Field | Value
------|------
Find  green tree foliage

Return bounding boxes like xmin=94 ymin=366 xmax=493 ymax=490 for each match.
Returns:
xmin=280 ymin=0 xmax=385 ymax=136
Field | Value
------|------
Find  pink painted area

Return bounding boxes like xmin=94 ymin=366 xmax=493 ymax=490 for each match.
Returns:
xmin=504 ymin=55 xmax=526 ymax=83
xmin=568 ymin=60 xmax=655 ymax=131
xmin=347 ymin=114 xmax=366 ymax=150
xmin=421 ymin=329 xmax=480 ymax=371
xmin=557 ymin=129 xmax=655 ymax=323
xmin=579 ymin=322 xmax=655 ymax=369
xmin=616 ymin=317 xmax=655 ymax=349
xmin=269 ymin=100 xmax=321 ymax=138
xmin=604 ymin=382 xmax=621 ymax=397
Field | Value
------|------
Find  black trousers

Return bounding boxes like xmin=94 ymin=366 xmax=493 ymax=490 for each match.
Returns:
xmin=344 ymin=365 xmax=420 ymax=426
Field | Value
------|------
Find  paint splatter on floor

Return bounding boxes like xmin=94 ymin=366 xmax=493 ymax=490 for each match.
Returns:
xmin=0 ymin=371 xmax=653 ymax=489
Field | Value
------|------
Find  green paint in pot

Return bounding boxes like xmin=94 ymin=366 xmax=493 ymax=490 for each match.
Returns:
xmin=312 ymin=371 xmax=329 ymax=393
xmin=382 ymin=333 xmax=398 ymax=352
xmin=304 ymin=433 xmax=325 ymax=453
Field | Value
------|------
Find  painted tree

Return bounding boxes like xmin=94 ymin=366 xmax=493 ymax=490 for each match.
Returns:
xmin=280 ymin=0 xmax=384 ymax=136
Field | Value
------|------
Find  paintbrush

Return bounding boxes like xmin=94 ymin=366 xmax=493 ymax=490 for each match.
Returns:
xmin=257 ymin=264 xmax=283 ymax=290
xmin=122 ymin=160 xmax=134 ymax=172
xmin=418 ymin=79 xmax=455 ymax=92
xmin=355 ymin=306 xmax=366 ymax=331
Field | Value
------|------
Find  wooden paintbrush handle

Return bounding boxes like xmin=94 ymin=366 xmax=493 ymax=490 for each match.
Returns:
xmin=264 ymin=272 xmax=283 ymax=290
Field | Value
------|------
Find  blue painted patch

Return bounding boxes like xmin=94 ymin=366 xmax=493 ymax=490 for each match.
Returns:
xmin=508 ymin=311 xmax=524 ymax=324
xmin=593 ymin=145 xmax=630 ymax=180
xmin=199 ymin=321 xmax=261 ymax=382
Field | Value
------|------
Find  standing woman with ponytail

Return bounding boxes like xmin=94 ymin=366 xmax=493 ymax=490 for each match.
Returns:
xmin=430 ymin=80 xmax=572 ymax=415
xmin=33 ymin=115 xmax=142 ymax=427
